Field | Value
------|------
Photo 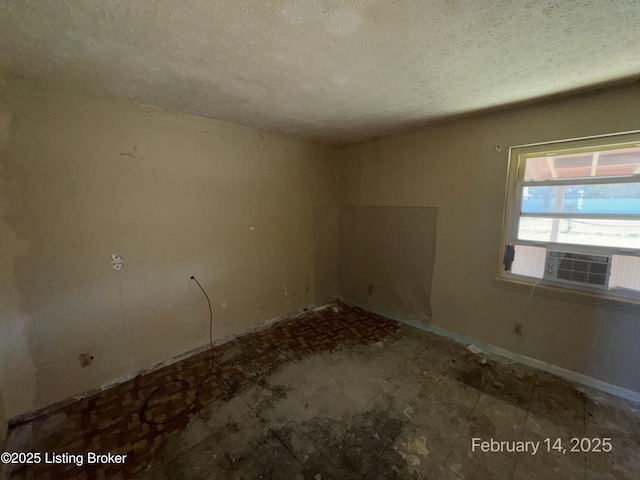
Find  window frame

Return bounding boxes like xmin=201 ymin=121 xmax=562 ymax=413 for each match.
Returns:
xmin=499 ymin=131 xmax=640 ymax=296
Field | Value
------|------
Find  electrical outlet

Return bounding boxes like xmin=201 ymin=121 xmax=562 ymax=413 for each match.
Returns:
xmin=513 ymin=322 xmax=524 ymax=336
xmin=79 ymin=353 xmax=94 ymax=368
xmin=367 ymin=284 xmax=375 ymax=296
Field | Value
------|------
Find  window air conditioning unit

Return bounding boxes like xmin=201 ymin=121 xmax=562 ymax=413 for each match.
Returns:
xmin=543 ymin=251 xmax=611 ymax=290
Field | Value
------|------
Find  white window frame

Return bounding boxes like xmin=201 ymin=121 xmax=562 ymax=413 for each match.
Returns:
xmin=499 ymin=131 xmax=640 ymax=299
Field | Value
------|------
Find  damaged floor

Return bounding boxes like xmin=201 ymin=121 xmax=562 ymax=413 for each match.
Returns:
xmin=2 ymin=304 xmax=639 ymax=480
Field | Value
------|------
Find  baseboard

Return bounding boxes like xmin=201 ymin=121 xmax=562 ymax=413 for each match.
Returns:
xmin=12 ymin=297 xmax=638 ymax=426
xmin=485 ymin=345 xmax=640 ymax=404
xmin=338 ymin=297 xmax=640 ymax=404
xmin=8 ymin=303 xmax=325 ymax=426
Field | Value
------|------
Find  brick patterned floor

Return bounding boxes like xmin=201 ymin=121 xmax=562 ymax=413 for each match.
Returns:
xmin=3 ymin=304 xmax=400 ymax=480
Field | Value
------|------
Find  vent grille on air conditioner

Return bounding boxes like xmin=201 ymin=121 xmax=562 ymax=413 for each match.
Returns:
xmin=544 ymin=251 xmax=611 ymax=288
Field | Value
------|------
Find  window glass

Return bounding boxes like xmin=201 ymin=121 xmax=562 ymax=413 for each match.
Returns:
xmin=524 ymin=146 xmax=640 ymax=181
xmin=503 ymin=134 xmax=640 ymax=299
xmin=517 ymin=217 xmax=640 ymax=249
xmin=521 ymin=184 xmax=640 ymax=214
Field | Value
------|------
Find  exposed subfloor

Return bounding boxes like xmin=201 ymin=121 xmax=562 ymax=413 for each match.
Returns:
xmin=2 ymin=303 xmax=639 ymax=479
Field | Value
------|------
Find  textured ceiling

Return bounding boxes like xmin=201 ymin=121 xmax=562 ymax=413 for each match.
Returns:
xmin=1 ymin=0 xmax=640 ymax=144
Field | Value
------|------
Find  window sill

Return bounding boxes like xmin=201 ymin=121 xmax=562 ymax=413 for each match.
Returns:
xmin=493 ymin=276 xmax=640 ymax=311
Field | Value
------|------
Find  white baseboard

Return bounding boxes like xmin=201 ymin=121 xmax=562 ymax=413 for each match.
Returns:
xmin=12 ymin=297 xmax=639 ymax=426
xmin=338 ymin=297 xmax=640 ymax=404
xmin=486 ymin=344 xmax=640 ymax=404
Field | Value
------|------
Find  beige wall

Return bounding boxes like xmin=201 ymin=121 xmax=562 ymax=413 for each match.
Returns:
xmin=338 ymin=206 xmax=437 ymax=322
xmin=0 ymin=384 xmax=6 ymax=450
xmin=340 ymin=82 xmax=640 ymax=394
xmin=0 ymin=74 xmax=339 ymax=419
xmin=313 ymin=206 xmax=340 ymax=305
xmin=2 ymin=70 xmax=639 ymax=422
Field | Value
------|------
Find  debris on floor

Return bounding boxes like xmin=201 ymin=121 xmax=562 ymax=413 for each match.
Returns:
xmin=2 ymin=303 xmax=639 ymax=480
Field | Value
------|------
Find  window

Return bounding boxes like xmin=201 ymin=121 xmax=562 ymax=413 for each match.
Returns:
xmin=500 ymin=131 xmax=640 ymax=300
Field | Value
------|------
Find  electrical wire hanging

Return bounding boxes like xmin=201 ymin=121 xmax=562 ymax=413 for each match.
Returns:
xmin=518 ymin=277 xmax=542 ymax=355
xmin=140 ymin=276 xmax=215 ymax=425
